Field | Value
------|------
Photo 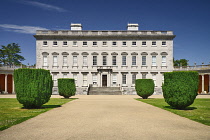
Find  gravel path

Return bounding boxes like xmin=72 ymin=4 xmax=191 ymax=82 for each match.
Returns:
xmin=0 ymin=95 xmax=210 ymax=140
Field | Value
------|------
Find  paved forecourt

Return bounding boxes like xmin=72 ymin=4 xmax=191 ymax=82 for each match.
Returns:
xmin=0 ymin=95 xmax=210 ymax=140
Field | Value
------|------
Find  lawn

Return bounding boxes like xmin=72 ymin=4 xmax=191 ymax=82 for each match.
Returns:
xmin=0 ymin=98 xmax=76 ymax=131
xmin=136 ymin=98 xmax=210 ymax=126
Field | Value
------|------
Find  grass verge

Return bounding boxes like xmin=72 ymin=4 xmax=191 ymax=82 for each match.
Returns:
xmin=136 ymin=98 xmax=210 ymax=126
xmin=0 ymin=98 xmax=76 ymax=131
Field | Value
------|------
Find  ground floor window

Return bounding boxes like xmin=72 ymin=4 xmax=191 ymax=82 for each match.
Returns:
xmin=112 ymin=74 xmax=117 ymax=85
xmin=122 ymin=74 xmax=126 ymax=85
xmin=132 ymin=74 xmax=136 ymax=84
xmin=92 ymin=74 xmax=97 ymax=85
xmin=73 ymin=74 xmax=77 ymax=85
xmin=83 ymin=74 xmax=88 ymax=86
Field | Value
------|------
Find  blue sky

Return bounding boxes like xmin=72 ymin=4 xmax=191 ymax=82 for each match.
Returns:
xmin=0 ymin=0 xmax=209 ymax=66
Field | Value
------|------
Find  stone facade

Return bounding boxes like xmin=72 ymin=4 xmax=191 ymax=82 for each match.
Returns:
xmin=34 ymin=23 xmax=176 ymax=95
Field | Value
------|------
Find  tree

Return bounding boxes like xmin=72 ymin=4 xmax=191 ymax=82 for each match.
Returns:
xmin=173 ymin=59 xmax=188 ymax=66
xmin=0 ymin=43 xmax=25 ymax=66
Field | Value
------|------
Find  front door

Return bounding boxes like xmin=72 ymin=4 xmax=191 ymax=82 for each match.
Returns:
xmin=102 ymin=75 xmax=107 ymax=87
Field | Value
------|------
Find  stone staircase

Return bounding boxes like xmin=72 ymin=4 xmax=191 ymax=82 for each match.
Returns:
xmin=88 ymin=87 xmax=122 ymax=95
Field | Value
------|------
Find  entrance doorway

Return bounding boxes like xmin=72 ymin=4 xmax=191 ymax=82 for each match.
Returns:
xmin=102 ymin=75 xmax=107 ymax=87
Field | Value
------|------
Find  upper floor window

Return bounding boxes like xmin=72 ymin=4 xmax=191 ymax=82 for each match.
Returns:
xmin=53 ymin=56 xmax=58 ymax=66
xmin=63 ymin=41 xmax=67 ymax=46
xmin=132 ymin=41 xmax=136 ymax=46
xmin=112 ymin=41 xmax=117 ymax=46
xmin=142 ymin=41 xmax=146 ymax=46
xmin=53 ymin=41 xmax=57 ymax=46
xmin=152 ymin=41 xmax=156 ymax=46
xmin=83 ymin=56 xmax=88 ymax=66
xmin=63 ymin=56 xmax=67 ymax=66
xmin=103 ymin=56 xmax=107 ymax=65
xmin=43 ymin=56 xmax=48 ymax=66
xmin=162 ymin=41 xmax=166 ymax=46
xmin=43 ymin=41 xmax=47 ymax=46
xmin=73 ymin=41 xmax=77 ymax=46
xmin=103 ymin=41 xmax=107 ymax=46
xmin=122 ymin=56 xmax=126 ymax=65
xmin=93 ymin=56 xmax=97 ymax=65
xmin=152 ymin=56 xmax=157 ymax=66
xmin=112 ymin=56 xmax=117 ymax=65
xmin=73 ymin=56 xmax=77 ymax=66
xmin=83 ymin=41 xmax=87 ymax=46
xmin=162 ymin=56 xmax=166 ymax=66
xmin=93 ymin=42 xmax=97 ymax=46
xmin=132 ymin=56 xmax=136 ymax=65
xmin=122 ymin=41 xmax=126 ymax=46
xmin=142 ymin=56 xmax=146 ymax=66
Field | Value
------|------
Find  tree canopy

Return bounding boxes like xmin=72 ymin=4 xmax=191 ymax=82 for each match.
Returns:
xmin=0 ymin=43 xmax=25 ymax=66
xmin=173 ymin=59 xmax=189 ymax=67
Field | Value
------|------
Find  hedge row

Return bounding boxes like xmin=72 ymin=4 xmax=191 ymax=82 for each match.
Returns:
xmin=14 ymin=68 xmax=53 ymax=108
xmin=162 ymin=71 xmax=199 ymax=109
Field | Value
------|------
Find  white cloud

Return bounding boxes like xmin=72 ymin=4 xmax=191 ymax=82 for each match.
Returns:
xmin=24 ymin=1 xmax=67 ymax=12
xmin=0 ymin=24 xmax=48 ymax=34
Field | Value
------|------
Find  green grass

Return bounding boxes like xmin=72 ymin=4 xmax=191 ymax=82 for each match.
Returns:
xmin=0 ymin=98 xmax=76 ymax=131
xmin=136 ymin=98 xmax=210 ymax=126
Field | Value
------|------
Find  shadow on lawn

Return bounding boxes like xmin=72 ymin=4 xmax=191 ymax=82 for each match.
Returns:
xmin=164 ymin=106 xmax=197 ymax=110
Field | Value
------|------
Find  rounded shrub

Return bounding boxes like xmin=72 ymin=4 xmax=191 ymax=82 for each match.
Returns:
xmin=14 ymin=68 xmax=53 ymax=108
xmin=135 ymin=79 xmax=154 ymax=99
xmin=162 ymin=71 xmax=199 ymax=109
xmin=58 ymin=78 xmax=76 ymax=98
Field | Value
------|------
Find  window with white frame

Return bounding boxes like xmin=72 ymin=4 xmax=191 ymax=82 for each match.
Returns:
xmin=112 ymin=56 xmax=117 ymax=65
xmin=63 ymin=73 xmax=67 ymax=78
xmin=83 ymin=41 xmax=87 ymax=46
xmin=152 ymin=56 xmax=157 ymax=66
xmin=142 ymin=41 xmax=146 ymax=46
xmin=132 ymin=56 xmax=136 ymax=65
xmin=93 ymin=56 xmax=97 ymax=65
xmin=53 ymin=73 xmax=58 ymax=86
xmin=122 ymin=74 xmax=126 ymax=85
xmin=53 ymin=56 xmax=58 ymax=66
xmin=63 ymin=56 xmax=67 ymax=66
xmin=63 ymin=41 xmax=67 ymax=46
xmin=152 ymin=74 xmax=157 ymax=86
xmin=92 ymin=74 xmax=97 ymax=85
xmin=103 ymin=41 xmax=107 ymax=46
xmin=103 ymin=56 xmax=107 ymax=65
xmin=142 ymin=56 xmax=146 ymax=66
xmin=162 ymin=56 xmax=166 ymax=66
xmin=122 ymin=56 xmax=126 ymax=65
xmin=73 ymin=56 xmax=77 ymax=66
xmin=132 ymin=41 xmax=136 ymax=46
xmin=83 ymin=74 xmax=88 ymax=86
xmin=73 ymin=41 xmax=77 ymax=46
xmin=122 ymin=41 xmax=126 ymax=46
xmin=83 ymin=56 xmax=88 ymax=66
xmin=132 ymin=74 xmax=136 ymax=84
xmin=152 ymin=41 xmax=156 ymax=46
xmin=162 ymin=41 xmax=166 ymax=46
xmin=43 ymin=56 xmax=48 ymax=66
xmin=112 ymin=74 xmax=117 ymax=85
xmin=73 ymin=74 xmax=77 ymax=85
xmin=53 ymin=41 xmax=57 ymax=46
xmin=93 ymin=42 xmax=97 ymax=46
xmin=112 ymin=41 xmax=117 ymax=46
xmin=142 ymin=73 xmax=146 ymax=79
xmin=43 ymin=41 xmax=47 ymax=46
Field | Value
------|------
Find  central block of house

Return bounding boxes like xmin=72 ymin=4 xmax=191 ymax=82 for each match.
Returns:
xmin=34 ymin=23 xmax=176 ymax=95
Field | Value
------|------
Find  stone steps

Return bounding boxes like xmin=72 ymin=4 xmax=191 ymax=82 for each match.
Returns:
xmin=88 ymin=87 xmax=122 ymax=95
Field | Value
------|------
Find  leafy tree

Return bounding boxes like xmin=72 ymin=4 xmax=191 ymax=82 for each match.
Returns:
xmin=0 ymin=43 xmax=25 ymax=66
xmin=173 ymin=59 xmax=188 ymax=66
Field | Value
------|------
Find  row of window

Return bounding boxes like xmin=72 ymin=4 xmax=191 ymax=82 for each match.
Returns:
xmin=53 ymin=73 xmax=164 ymax=87
xmin=43 ymin=41 xmax=167 ymax=46
xmin=43 ymin=55 xmax=167 ymax=67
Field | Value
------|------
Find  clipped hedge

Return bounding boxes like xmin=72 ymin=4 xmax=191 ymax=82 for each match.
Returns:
xmin=58 ymin=78 xmax=76 ymax=98
xmin=162 ymin=71 xmax=199 ymax=109
xmin=135 ymin=79 xmax=154 ymax=99
xmin=14 ymin=68 xmax=53 ymax=108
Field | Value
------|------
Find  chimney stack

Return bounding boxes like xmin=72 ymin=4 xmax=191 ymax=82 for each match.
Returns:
xmin=127 ymin=23 xmax=139 ymax=31
xmin=71 ymin=23 xmax=82 ymax=30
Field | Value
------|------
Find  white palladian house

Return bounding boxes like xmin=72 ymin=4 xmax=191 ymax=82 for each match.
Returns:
xmin=34 ymin=23 xmax=176 ymax=95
